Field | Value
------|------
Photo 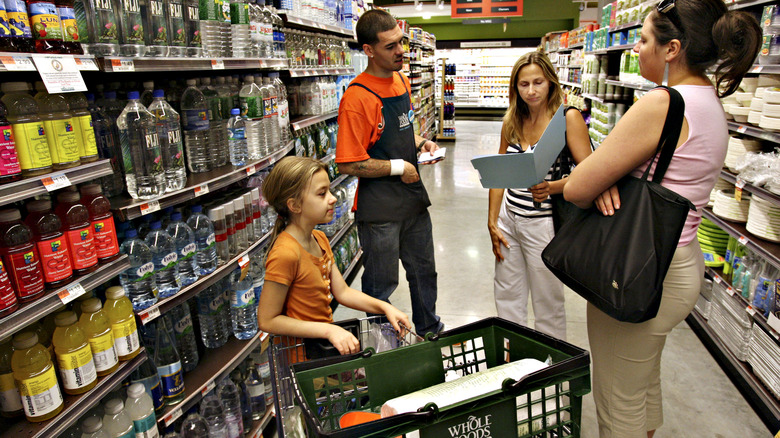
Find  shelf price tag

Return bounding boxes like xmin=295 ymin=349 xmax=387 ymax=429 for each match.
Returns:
xmin=746 ymin=306 xmax=756 ymax=316
xmin=201 ymin=379 xmax=216 ymax=396
xmin=738 ymin=235 xmax=748 ymax=245
xmin=140 ymin=200 xmax=161 ymax=216
xmin=238 ymin=254 xmax=250 ymax=269
xmin=74 ymin=57 xmax=99 ymax=71
xmin=57 ymin=282 xmax=87 ymax=305
xmin=735 ymin=186 xmax=743 ymax=202
xmin=138 ymin=306 xmax=161 ymax=324
xmin=164 ymin=407 xmax=183 ymax=426
xmin=713 ymin=275 xmax=722 ymax=284
xmin=194 ymin=183 xmax=209 ymax=196
xmin=726 ymin=286 xmax=735 ymax=296
xmin=751 ymin=65 xmax=763 ymax=74
xmin=768 ymin=313 xmax=780 ymax=334
xmin=110 ymin=58 xmax=135 ymax=72
xmin=736 ymin=125 xmax=748 ymax=134
xmin=41 ymin=173 xmax=71 ymax=192
xmin=0 ymin=55 xmax=36 ymax=71
xmin=246 ymin=165 xmax=257 ymax=175
xmin=211 ymin=59 xmax=225 ymax=70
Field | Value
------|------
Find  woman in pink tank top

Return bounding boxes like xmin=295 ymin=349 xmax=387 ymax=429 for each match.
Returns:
xmin=563 ymin=1 xmax=762 ymax=436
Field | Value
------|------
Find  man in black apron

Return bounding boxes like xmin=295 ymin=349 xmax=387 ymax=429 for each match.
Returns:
xmin=335 ymin=9 xmax=444 ymax=337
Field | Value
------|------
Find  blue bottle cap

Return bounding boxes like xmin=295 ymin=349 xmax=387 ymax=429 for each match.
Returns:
xmin=170 ymin=212 xmax=182 ymax=221
xmin=127 ymin=91 xmax=140 ymax=100
xmin=126 ymin=229 xmax=138 ymax=238
xmin=105 ymin=91 xmax=117 ymax=99
xmin=153 ymin=89 xmax=165 ymax=98
xmin=191 ymin=205 xmax=202 ymax=213
xmin=231 ymin=108 xmax=240 ymax=115
xmin=150 ymin=221 xmax=162 ymax=230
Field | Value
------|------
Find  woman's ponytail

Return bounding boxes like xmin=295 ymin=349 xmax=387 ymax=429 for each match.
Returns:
xmin=712 ymin=11 xmax=762 ymax=98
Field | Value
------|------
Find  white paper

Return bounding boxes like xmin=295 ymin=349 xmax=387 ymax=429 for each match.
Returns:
xmin=418 ymin=148 xmax=446 ymax=164
xmin=31 ymin=54 xmax=87 ymax=93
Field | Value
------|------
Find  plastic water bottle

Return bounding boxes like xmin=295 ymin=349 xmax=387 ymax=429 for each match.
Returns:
xmin=197 ymin=0 xmax=218 ymax=57
xmin=228 ymin=267 xmax=256 ymax=340
xmin=230 ymin=0 xmax=249 ymax=57
xmin=166 ymin=302 xmax=199 ymax=372
xmin=81 ymin=415 xmax=109 ymax=438
xmin=219 ymin=0 xmax=231 ymax=57
xmin=129 ymin=353 xmax=164 ymax=413
xmin=243 ymin=356 xmax=265 ymax=419
xmin=102 ymin=399 xmax=134 ymax=438
xmin=199 ymin=77 xmax=227 ymax=168
xmin=222 ymin=201 xmax=237 ymax=258
xmin=167 ymin=0 xmax=187 ymax=56
xmin=148 ymin=90 xmax=187 ymax=192
xmin=154 ymin=316 xmax=185 ymax=405
xmin=145 ymin=221 xmax=181 ymax=299
xmin=117 ymin=91 xmax=165 ymax=200
xmin=232 ymin=198 xmax=247 ymax=252
xmin=82 ymin=0 xmax=121 ymax=56
xmin=87 ymin=93 xmax=125 ymax=197
xmin=208 ymin=206 xmax=229 ymax=265
xmin=258 ymin=1 xmax=272 ymax=58
xmin=126 ymin=383 xmax=160 ymax=438
xmin=199 ymin=394 xmax=227 ymax=438
xmin=248 ymin=0 xmax=260 ymax=57
xmin=181 ymin=79 xmax=212 ymax=173
xmin=117 ymin=0 xmax=146 ymax=56
xmin=140 ymin=81 xmax=156 ymax=107
xmin=250 ymin=188 xmax=262 ymax=240
xmin=187 ymin=205 xmax=217 ymax=275
xmin=270 ymin=72 xmax=289 ymax=144
xmin=195 ymin=283 xmax=229 ymax=348
xmin=119 ymin=229 xmax=159 ymax=311
xmin=239 ymin=76 xmax=263 ymax=160
xmin=227 ymin=108 xmax=247 ymax=166
xmin=218 ymin=377 xmax=244 ymax=437
xmin=250 ymin=255 xmax=264 ymax=304
xmin=184 ymin=0 xmax=202 ymax=57
xmin=142 ymin=0 xmax=170 ymax=56
xmin=257 ymin=349 xmax=272 ymax=407
xmin=261 ymin=76 xmax=280 ymax=152
xmin=242 ymin=193 xmax=254 ymax=243
xmin=180 ymin=413 xmax=209 ymax=438
xmin=166 ymin=212 xmax=197 ymax=286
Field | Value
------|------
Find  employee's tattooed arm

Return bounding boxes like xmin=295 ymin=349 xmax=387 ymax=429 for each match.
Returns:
xmin=337 ymin=159 xmax=393 ymax=178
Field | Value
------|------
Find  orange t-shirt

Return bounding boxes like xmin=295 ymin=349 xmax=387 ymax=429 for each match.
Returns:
xmin=335 ymin=71 xmax=412 ymax=164
xmin=264 ymin=230 xmax=334 ymax=323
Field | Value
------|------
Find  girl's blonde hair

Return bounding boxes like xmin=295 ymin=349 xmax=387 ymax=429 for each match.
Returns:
xmin=262 ymin=156 xmax=328 ymax=251
xmin=502 ymin=50 xmax=563 ymax=145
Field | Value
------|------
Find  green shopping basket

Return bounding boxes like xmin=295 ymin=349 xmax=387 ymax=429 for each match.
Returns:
xmin=290 ymin=317 xmax=591 ymax=438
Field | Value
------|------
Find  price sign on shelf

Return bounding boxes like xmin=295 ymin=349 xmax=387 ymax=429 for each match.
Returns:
xmin=713 ymin=275 xmax=722 ymax=284
xmin=238 ymin=254 xmax=250 ymax=269
xmin=74 ymin=57 xmax=99 ymax=71
xmin=751 ymin=65 xmax=763 ymax=74
xmin=194 ymin=183 xmax=210 ymax=196
xmin=736 ymin=125 xmax=748 ymax=134
xmin=139 ymin=306 xmax=161 ymax=324
xmin=57 ymin=282 xmax=87 ymax=305
xmin=41 ymin=173 xmax=71 ymax=192
xmin=726 ymin=286 xmax=735 ymax=296
xmin=164 ymin=407 xmax=183 ymax=426
xmin=735 ymin=186 xmax=743 ymax=202
xmin=211 ymin=59 xmax=225 ymax=70
xmin=140 ymin=200 xmax=161 ymax=216
xmin=246 ymin=165 xmax=257 ymax=175
xmin=201 ymin=380 xmax=216 ymax=396
xmin=32 ymin=54 xmax=88 ymax=93
xmin=110 ymin=58 xmax=135 ymax=72
xmin=738 ymin=235 xmax=748 ymax=245
xmin=0 ymin=55 xmax=36 ymax=71
xmin=746 ymin=306 xmax=756 ymax=317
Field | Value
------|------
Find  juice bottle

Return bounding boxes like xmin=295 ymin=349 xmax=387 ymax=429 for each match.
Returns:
xmin=0 ymin=335 xmax=23 ymax=418
xmin=34 ymin=86 xmax=80 ymax=169
xmin=25 ymin=199 xmax=73 ymax=289
xmin=11 ymin=331 xmax=63 ymax=422
xmin=79 ymin=184 xmax=119 ymax=263
xmin=0 ymin=208 xmax=45 ymax=304
xmin=0 ymin=100 xmax=23 ymax=184
xmin=5 ymin=0 xmax=35 ymax=52
xmin=69 ymin=288 xmax=94 ymax=318
xmin=104 ymin=286 xmax=141 ymax=361
xmin=25 ymin=0 xmax=65 ymax=53
xmin=0 ymin=259 xmax=19 ymax=319
xmin=28 ymin=321 xmax=53 ymax=360
xmin=0 ymin=82 xmax=52 ymax=177
xmin=55 ymin=190 xmax=98 ymax=275
xmin=78 ymin=297 xmax=119 ymax=376
xmin=0 ymin=0 xmax=17 ymax=51
xmin=52 ymin=310 xmax=97 ymax=395
xmin=55 ymin=0 xmax=82 ymax=53
xmin=65 ymin=92 xmax=97 ymax=162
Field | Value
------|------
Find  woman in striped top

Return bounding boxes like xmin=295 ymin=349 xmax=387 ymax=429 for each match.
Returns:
xmin=487 ymin=51 xmax=591 ymax=340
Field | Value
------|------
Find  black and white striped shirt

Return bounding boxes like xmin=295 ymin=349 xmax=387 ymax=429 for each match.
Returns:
xmin=504 ymin=142 xmax=561 ymax=218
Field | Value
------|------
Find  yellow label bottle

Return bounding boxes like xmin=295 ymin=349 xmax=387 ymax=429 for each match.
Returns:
xmin=105 ymin=286 xmax=141 ymax=361
xmin=78 ymin=297 xmax=119 ymax=377
xmin=52 ymin=311 xmax=97 ymax=395
xmin=42 ymin=118 xmax=80 ymax=168
xmin=0 ymin=336 xmax=22 ymax=418
xmin=11 ymin=331 xmax=63 ymax=422
xmin=10 ymin=121 xmax=51 ymax=173
xmin=74 ymin=114 xmax=98 ymax=161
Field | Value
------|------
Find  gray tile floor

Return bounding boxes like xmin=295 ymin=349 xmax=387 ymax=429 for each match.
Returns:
xmin=335 ymin=120 xmax=770 ymax=437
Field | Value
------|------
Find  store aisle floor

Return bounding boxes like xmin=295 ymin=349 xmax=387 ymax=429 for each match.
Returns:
xmin=334 ymin=120 xmax=768 ymax=437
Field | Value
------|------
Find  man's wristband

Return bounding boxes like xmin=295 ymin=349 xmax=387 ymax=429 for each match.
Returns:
xmin=390 ymin=159 xmax=405 ymax=176
xmin=417 ymin=139 xmax=427 ymax=152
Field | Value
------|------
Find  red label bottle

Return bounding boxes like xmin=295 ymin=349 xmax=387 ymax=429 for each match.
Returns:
xmin=79 ymin=184 xmax=119 ymax=263
xmin=0 ymin=259 xmax=19 ymax=318
xmin=25 ymin=199 xmax=73 ymax=288
xmin=55 ymin=190 xmax=97 ymax=275
xmin=0 ymin=208 xmax=44 ymax=303
xmin=0 ymin=100 xmax=22 ymax=185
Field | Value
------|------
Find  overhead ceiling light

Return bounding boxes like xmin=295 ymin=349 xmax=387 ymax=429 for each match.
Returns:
xmin=422 ymin=13 xmax=432 ymax=19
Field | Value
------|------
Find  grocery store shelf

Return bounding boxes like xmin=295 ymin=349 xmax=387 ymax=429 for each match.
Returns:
xmin=0 ymin=53 xmax=99 ymax=72
xmin=158 ymin=333 xmax=267 ymax=427
xmin=329 ymin=174 xmax=348 ymax=189
xmin=437 ymin=135 xmax=457 ymax=141
xmin=727 ymin=0 xmax=776 ymax=10
xmin=609 ymin=20 xmax=642 ymax=32
xmin=582 ymin=93 xmax=630 ymax=104
xmin=99 ymin=57 xmax=289 ymax=72
xmin=5 ymin=348 xmax=147 ymax=438
xmin=727 ymin=121 xmax=780 ymax=144
xmin=288 ymin=66 xmax=354 ymax=77
xmin=605 ymin=79 xmax=656 ymax=91
xmin=329 ymin=219 xmax=354 ymax=245
xmin=560 ymin=80 xmax=582 ymax=88
xmin=569 ymin=42 xmax=584 ymax=49
xmin=291 ymin=111 xmax=339 ymax=131
xmin=0 ymin=159 xmax=113 ymax=208
xmin=111 ymin=141 xmax=294 ymax=221
xmin=280 ymin=14 xmax=356 ymax=39
xmin=409 ymin=39 xmax=436 ymax=51
xmin=718 ymin=169 xmax=780 ymax=206
xmin=686 ymin=310 xmax=780 ymax=431
xmin=343 ymin=248 xmax=363 ymax=281
xmin=0 ymin=255 xmax=130 ymax=340
xmin=606 ymin=43 xmax=635 ymax=52
xmin=137 ymin=232 xmax=271 ymax=325
xmin=246 ymin=406 xmax=276 ymax=438
xmin=701 ymin=208 xmax=780 ymax=270
xmin=705 ymin=266 xmax=780 ymax=347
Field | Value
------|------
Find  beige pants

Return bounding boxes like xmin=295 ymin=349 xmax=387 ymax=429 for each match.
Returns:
xmin=588 ymin=239 xmax=704 ymax=438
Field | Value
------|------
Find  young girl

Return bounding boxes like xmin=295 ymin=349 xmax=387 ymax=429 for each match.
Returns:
xmin=258 ymin=156 xmax=410 ymax=355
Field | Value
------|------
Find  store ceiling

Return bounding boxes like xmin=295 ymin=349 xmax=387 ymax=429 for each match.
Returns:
xmin=374 ymin=0 xmax=582 ymax=43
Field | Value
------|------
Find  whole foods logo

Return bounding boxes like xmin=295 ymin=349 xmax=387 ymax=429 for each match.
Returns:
xmin=198 ymin=111 xmax=207 ymax=121
xmin=448 ymin=415 xmax=493 ymax=438
xmin=398 ymin=111 xmax=411 ymax=129
xmin=50 ymin=240 xmax=61 ymax=252
xmin=38 ymin=125 xmax=45 ymax=136
xmin=2 ymin=128 xmax=12 ymax=142
xmin=94 ymin=222 xmax=104 ymax=233
xmin=80 ymin=230 xmax=89 ymax=241
xmin=23 ymin=251 xmax=34 ymax=265
xmin=65 ymin=122 xmax=73 ymax=132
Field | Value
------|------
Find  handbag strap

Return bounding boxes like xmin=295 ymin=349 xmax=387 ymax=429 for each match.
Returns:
xmin=640 ymin=86 xmax=686 ymax=184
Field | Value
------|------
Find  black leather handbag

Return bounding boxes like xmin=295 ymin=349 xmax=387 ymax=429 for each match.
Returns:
xmin=542 ymin=87 xmax=695 ymax=323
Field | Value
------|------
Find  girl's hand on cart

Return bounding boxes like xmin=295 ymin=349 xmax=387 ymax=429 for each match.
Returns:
xmin=383 ymin=305 xmax=411 ymax=335
xmin=327 ymin=325 xmax=361 ymax=355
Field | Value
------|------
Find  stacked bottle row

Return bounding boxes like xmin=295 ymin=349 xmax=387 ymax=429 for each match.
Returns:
xmin=0 ymin=184 xmax=119 ymax=318
xmin=0 ymin=0 xmax=85 ymax=54
xmin=292 ymin=120 xmax=337 ymax=160
xmin=286 ymin=31 xmax=356 ymax=68
xmin=198 ymin=0 xmax=287 ymax=59
xmin=281 ymin=0 xmax=353 ymax=29
xmin=316 ymin=176 xmax=355 ymax=237
xmin=331 ymin=225 xmax=358 ymax=273
xmin=0 ymin=285 xmax=141 ymax=422
xmin=287 ymin=75 xmax=352 ymax=117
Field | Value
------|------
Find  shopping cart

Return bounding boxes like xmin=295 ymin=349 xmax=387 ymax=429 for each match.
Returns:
xmin=288 ymin=317 xmax=591 ymax=438
xmin=269 ymin=316 xmax=420 ymax=437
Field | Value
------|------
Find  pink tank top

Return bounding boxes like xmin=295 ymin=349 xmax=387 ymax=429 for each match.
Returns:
xmin=630 ymin=85 xmax=728 ymax=247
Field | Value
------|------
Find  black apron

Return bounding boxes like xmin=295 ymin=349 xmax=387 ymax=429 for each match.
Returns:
xmin=348 ymin=72 xmax=431 ymax=222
